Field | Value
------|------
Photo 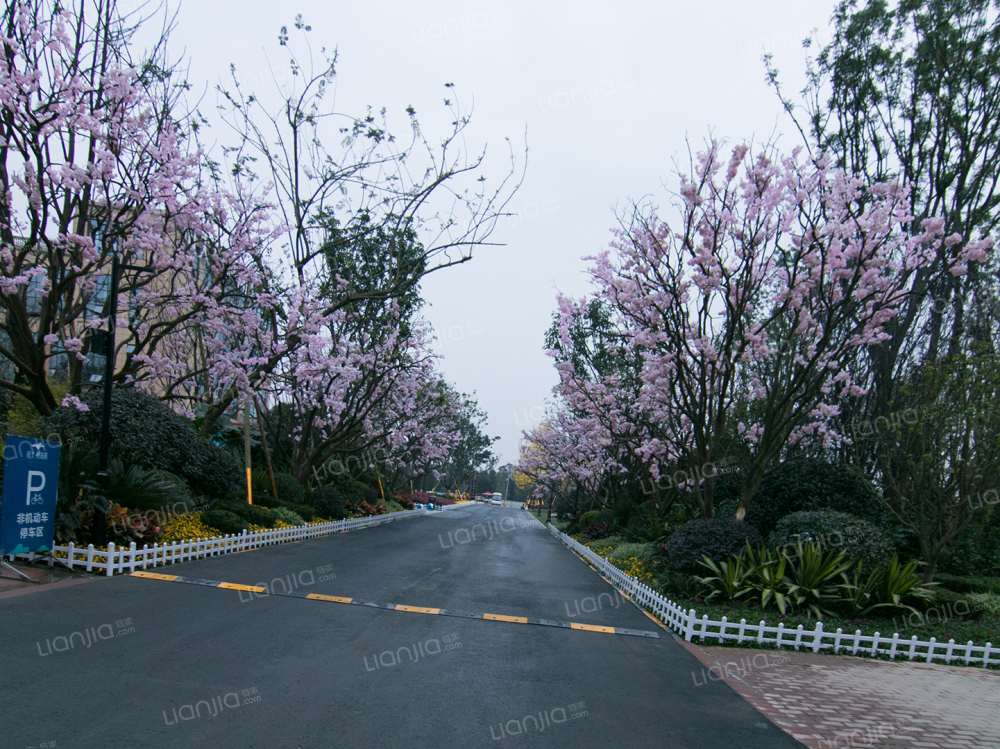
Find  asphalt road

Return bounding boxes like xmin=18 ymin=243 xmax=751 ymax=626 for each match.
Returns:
xmin=0 ymin=504 xmax=802 ymax=748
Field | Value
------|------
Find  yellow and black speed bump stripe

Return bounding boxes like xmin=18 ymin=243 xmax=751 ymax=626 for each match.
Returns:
xmin=129 ymin=571 xmax=659 ymax=638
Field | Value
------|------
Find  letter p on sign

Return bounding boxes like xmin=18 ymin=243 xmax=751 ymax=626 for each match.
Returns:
xmin=26 ymin=470 xmax=44 ymax=504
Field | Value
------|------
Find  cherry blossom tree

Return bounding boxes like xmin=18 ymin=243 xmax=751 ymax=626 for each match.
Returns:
xmin=196 ymin=16 xmax=525 ymax=437
xmin=0 ymin=0 xmax=288 ymax=425
xmin=547 ymin=141 xmax=989 ymax=519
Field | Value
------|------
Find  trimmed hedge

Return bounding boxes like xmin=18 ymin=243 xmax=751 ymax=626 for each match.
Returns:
xmin=216 ymin=500 xmax=276 ymax=528
xmin=310 ymin=487 xmax=347 ymax=520
xmin=280 ymin=502 xmax=317 ymax=521
xmin=934 ymin=574 xmax=1000 ymax=596
xmin=607 ymin=542 xmax=658 ymax=563
xmin=250 ymin=491 xmax=282 ymax=509
xmin=579 ymin=508 xmax=614 ymax=528
xmin=45 ymin=388 xmax=241 ymax=499
xmin=768 ymin=510 xmax=894 ymax=568
xmin=274 ymin=473 xmax=306 ymax=506
xmin=272 ymin=507 xmax=306 ymax=526
xmin=745 ymin=458 xmax=886 ymax=538
xmin=200 ymin=510 xmax=249 ymax=536
xmin=667 ymin=518 xmax=762 ymax=574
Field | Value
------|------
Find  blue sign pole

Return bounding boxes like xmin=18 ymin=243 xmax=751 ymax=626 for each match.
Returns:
xmin=0 ymin=435 xmax=62 ymax=560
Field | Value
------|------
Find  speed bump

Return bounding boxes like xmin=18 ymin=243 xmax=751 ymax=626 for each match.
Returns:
xmin=129 ymin=571 xmax=659 ymax=638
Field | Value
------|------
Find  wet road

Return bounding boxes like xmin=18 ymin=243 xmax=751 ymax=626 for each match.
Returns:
xmin=0 ymin=504 xmax=801 ymax=748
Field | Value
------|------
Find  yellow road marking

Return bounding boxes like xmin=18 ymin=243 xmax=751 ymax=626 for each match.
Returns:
xmin=128 ymin=573 xmax=659 ymax=638
xmin=130 ymin=572 xmax=178 ymax=581
xmin=643 ymin=611 xmax=665 ymax=627
xmin=570 ymin=622 xmax=616 ymax=633
xmin=217 ymin=582 xmax=266 ymax=593
xmin=394 ymin=604 xmax=441 ymax=614
xmin=306 ymin=593 xmax=353 ymax=604
xmin=484 ymin=613 xmax=528 ymax=624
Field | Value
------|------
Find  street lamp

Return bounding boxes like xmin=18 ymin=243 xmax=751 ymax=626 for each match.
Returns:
xmin=93 ymin=253 xmax=152 ymax=546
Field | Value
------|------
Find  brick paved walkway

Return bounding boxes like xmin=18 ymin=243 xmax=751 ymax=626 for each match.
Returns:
xmin=0 ymin=559 xmax=95 ymax=599
xmin=680 ymin=641 xmax=1000 ymax=748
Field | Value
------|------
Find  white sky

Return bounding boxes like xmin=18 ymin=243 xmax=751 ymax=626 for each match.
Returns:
xmin=158 ymin=0 xmax=837 ymax=464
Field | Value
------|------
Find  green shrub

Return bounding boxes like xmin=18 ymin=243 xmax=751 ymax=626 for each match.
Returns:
xmin=150 ymin=469 xmax=194 ymax=502
xmin=393 ymin=493 xmax=416 ymax=510
xmin=200 ymin=510 xmax=249 ymax=536
xmin=667 ymin=518 xmax=763 ymax=574
xmin=940 ymin=503 xmax=1000 ymax=577
xmin=934 ymin=574 xmax=1000 ymax=596
xmin=107 ymin=459 xmax=188 ymax=513
xmin=585 ymin=535 xmax=628 ymax=553
xmin=930 ymin=588 xmax=991 ymax=619
xmin=579 ymin=508 xmax=614 ymax=529
xmin=251 ymin=491 xmax=281 ymax=509
xmin=274 ymin=473 xmax=306 ymax=505
xmin=768 ymin=510 xmax=894 ymax=568
xmin=183 ymin=440 xmax=243 ymax=499
xmin=272 ymin=506 xmax=306 ymax=526
xmin=967 ymin=592 xmax=1000 ymax=616
xmin=607 ymin=542 xmax=658 ymax=563
xmin=383 ymin=499 xmax=405 ymax=513
xmin=280 ymin=502 xmax=317 ymax=520
xmin=623 ymin=505 xmax=667 ymax=543
xmin=45 ymin=388 xmax=241 ymax=499
xmin=580 ymin=521 xmax=614 ymax=540
xmin=745 ymin=458 xmax=886 ymax=537
xmin=310 ymin=487 xmax=346 ymax=520
xmin=215 ymin=500 xmax=276 ymax=528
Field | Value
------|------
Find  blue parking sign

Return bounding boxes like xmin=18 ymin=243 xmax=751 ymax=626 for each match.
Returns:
xmin=0 ymin=435 xmax=61 ymax=555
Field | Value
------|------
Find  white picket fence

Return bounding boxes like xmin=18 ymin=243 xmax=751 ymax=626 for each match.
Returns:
xmin=8 ymin=509 xmax=427 ymax=577
xmin=548 ymin=523 xmax=1000 ymax=669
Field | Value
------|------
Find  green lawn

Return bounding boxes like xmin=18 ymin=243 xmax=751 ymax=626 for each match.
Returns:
xmin=525 ymin=506 xmax=570 ymax=531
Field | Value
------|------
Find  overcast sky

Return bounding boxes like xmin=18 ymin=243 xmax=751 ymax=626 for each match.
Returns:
xmin=158 ymin=0 xmax=838 ymax=465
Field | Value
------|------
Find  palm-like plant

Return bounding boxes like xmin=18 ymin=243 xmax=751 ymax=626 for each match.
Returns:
xmin=107 ymin=458 xmax=188 ymax=512
xmin=743 ymin=542 xmax=791 ymax=614
xmin=782 ymin=540 xmax=853 ymax=619
xmin=840 ymin=561 xmax=885 ymax=616
xmin=696 ymin=552 xmax=754 ymax=601
xmin=872 ymin=556 xmax=937 ymax=614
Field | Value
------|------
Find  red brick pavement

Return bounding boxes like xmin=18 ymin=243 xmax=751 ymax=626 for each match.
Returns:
xmin=0 ymin=559 xmax=96 ymax=599
xmin=680 ymin=640 xmax=1000 ymax=748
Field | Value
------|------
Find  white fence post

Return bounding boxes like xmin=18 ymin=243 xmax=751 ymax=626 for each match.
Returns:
xmin=44 ymin=509 xmax=426 ymax=578
xmin=811 ymin=622 xmax=824 ymax=653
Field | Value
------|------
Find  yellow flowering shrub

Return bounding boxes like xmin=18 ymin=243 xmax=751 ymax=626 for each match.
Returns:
xmin=610 ymin=556 xmax=656 ymax=585
xmin=157 ymin=513 xmax=219 ymax=544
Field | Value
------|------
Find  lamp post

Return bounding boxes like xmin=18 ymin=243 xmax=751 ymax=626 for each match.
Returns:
xmin=93 ymin=254 xmax=152 ymax=546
